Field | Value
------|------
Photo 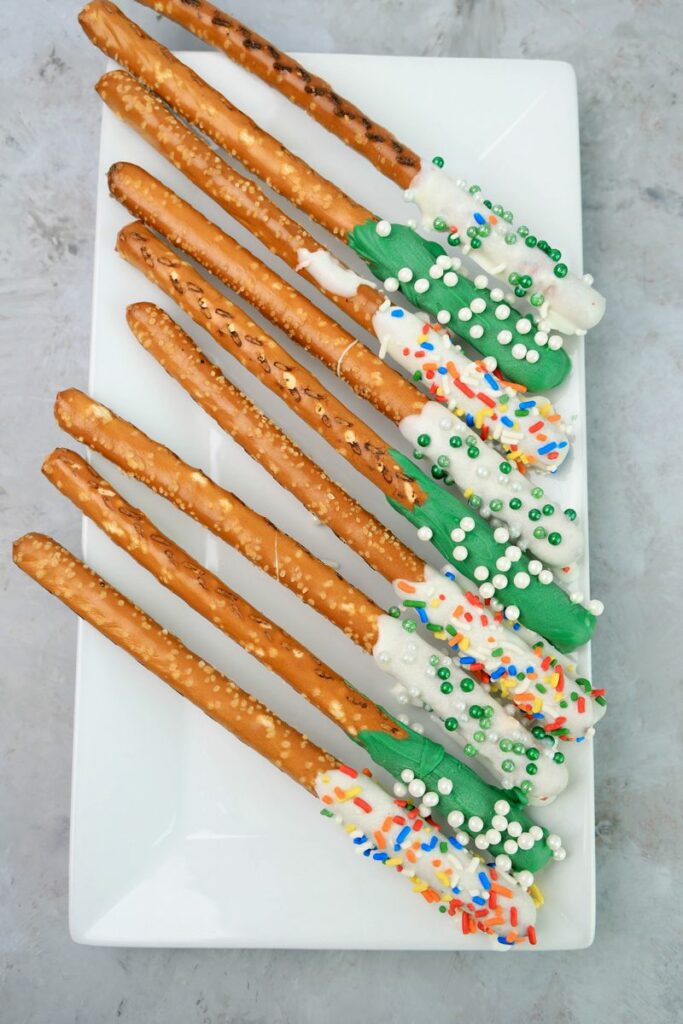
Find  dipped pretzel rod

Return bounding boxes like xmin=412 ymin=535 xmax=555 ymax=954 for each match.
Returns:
xmin=43 ymin=445 xmax=562 ymax=875
xmin=13 ymin=533 xmax=537 ymax=945
xmin=79 ymin=5 xmax=573 ymax=394
xmin=115 ymin=221 xmax=597 ymax=653
xmin=109 ymin=162 xmax=584 ymax=571
xmin=133 ymin=0 xmax=606 ymax=335
xmin=57 ymin=378 xmax=601 ymax=772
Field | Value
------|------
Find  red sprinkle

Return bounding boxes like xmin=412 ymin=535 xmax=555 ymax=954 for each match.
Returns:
xmin=527 ymin=925 xmax=537 ymax=945
xmin=339 ymin=764 xmax=358 ymax=778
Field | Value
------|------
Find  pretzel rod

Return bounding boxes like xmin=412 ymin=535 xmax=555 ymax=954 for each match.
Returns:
xmin=43 ymin=446 xmax=562 ymax=870
xmin=13 ymin=533 xmax=537 ymax=943
xmin=57 ymin=380 xmax=602 ymax=760
xmin=109 ymin=162 xmax=584 ymax=570
xmin=133 ymin=0 xmax=605 ymax=335
xmin=94 ymin=68 xmax=572 ymax=393
xmin=117 ymin=226 xmax=597 ymax=653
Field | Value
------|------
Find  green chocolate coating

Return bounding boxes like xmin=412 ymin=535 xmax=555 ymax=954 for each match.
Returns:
xmin=386 ymin=448 xmax=595 ymax=652
xmin=348 ymin=219 xmax=571 ymax=391
xmin=358 ymin=722 xmax=552 ymax=873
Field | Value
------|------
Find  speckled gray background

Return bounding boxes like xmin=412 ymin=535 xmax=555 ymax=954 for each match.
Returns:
xmin=2 ymin=1 xmax=682 ymax=1021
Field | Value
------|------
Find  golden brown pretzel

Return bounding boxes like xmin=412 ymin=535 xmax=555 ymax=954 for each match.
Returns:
xmin=96 ymin=70 xmax=381 ymax=332
xmin=13 ymin=533 xmax=338 ymax=791
xmin=54 ymin=386 xmax=425 ymax=634
xmin=42 ymin=448 xmax=403 ymax=741
xmin=78 ymin=0 xmax=369 ymax=237
xmin=116 ymin=225 xmax=421 ymax=511
xmin=132 ymin=0 xmax=421 ymax=186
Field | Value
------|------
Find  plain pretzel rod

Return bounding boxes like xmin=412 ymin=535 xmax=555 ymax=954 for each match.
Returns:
xmin=116 ymin=225 xmax=597 ymax=654
xmin=13 ymin=533 xmax=537 ymax=943
xmin=108 ymin=162 xmax=583 ymax=569
xmin=56 ymin=377 xmax=602 ymax=756
xmin=93 ymin=65 xmax=571 ymax=394
xmin=53 ymin=381 xmax=573 ymax=803
xmin=41 ymin=446 xmax=562 ymax=869
xmin=130 ymin=0 xmax=606 ymax=335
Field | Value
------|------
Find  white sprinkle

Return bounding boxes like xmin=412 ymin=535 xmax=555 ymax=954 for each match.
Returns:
xmin=429 ymin=264 xmax=444 ymax=280
xmin=539 ymin=569 xmax=554 ymax=585
xmin=493 ymin=527 xmax=510 ymax=544
xmin=474 ymin=565 xmax=489 ymax=581
xmin=504 ymin=605 xmax=520 ymax=621
xmin=526 ymin=350 xmax=540 ymax=363
xmin=447 ymin=809 xmax=465 ymax=828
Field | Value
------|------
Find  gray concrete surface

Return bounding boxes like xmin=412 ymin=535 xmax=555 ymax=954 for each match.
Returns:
xmin=2 ymin=0 xmax=682 ymax=1021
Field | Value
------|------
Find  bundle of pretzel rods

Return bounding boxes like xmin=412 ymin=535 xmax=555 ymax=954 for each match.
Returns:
xmin=13 ymin=0 xmax=607 ymax=946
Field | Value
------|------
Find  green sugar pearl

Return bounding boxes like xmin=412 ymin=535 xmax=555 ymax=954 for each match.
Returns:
xmin=445 ymin=717 xmax=459 ymax=731
xmin=460 ymin=678 xmax=475 ymax=693
xmin=525 ymin=235 xmax=538 ymax=248
xmin=554 ymin=262 xmax=568 ymax=278
xmin=512 ymin=742 xmax=525 ymax=755
xmin=483 ymin=199 xmax=493 ymax=209
xmin=402 ymin=619 xmax=417 ymax=633
xmin=473 ymin=730 xmax=486 ymax=743
xmin=464 ymin=743 xmax=477 ymax=757
xmin=469 ymin=495 xmax=482 ymax=510
xmin=437 ymin=666 xmax=451 ymax=680
xmin=440 ymin=681 xmax=454 ymax=695
xmin=549 ymin=248 xmax=562 ymax=262
xmin=449 ymin=435 xmax=463 ymax=448
xmin=470 ymin=237 xmax=482 ymax=249
xmin=412 ymin=449 xmax=425 ymax=460
xmin=468 ymin=184 xmax=481 ymax=195
xmin=433 ymin=216 xmax=448 ymax=232
xmin=510 ymin=497 xmax=523 ymax=510
xmin=517 ymin=225 xmax=529 ymax=238
xmin=531 ymin=486 xmax=544 ymax=499
xmin=493 ymin=204 xmax=504 ymax=216
xmin=467 ymin=446 xmax=479 ymax=459
xmin=505 ymin=232 xmax=517 ymax=245
xmin=526 ymin=763 xmax=538 ymax=775
xmin=533 ymin=526 xmax=547 ymax=539
xmin=548 ymin=532 xmax=562 ymax=546
xmin=490 ymin=498 xmax=503 ymax=512
xmin=532 ymin=726 xmax=546 ymax=739
xmin=508 ymin=272 xmax=520 ymax=285
xmin=526 ymin=747 xmax=540 ymax=760
xmin=553 ymin=751 xmax=566 ymax=764
xmin=447 ymin=232 xmax=461 ymax=247
xmin=417 ymin=433 xmax=431 ymax=447
xmin=429 ymin=654 xmax=441 ymax=666
xmin=520 ymin=780 xmax=533 ymax=794
xmin=388 ymin=606 xmax=401 ymax=618
xmin=431 ymin=465 xmax=447 ymax=480
xmin=529 ymin=508 xmax=541 ymax=521
xmin=432 ymin=155 xmax=445 ymax=167
xmin=564 ymin=507 xmax=577 ymax=521
xmin=478 ymin=224 xmax=491 ymax=238
xmin=437 ymin=455 xmax=450 ymax=469
xmin=469 ymin=705 xmax=484 ymax=719
xmin=520 ymin=275 xmax=533 ymax=289
xmin=501 ymin=759 xmax=515 ymax=773
xmin=542 ymin=503 xmax=555 ymax=516
xmin=499 ymin=461 xmax=512 ymax=474
xmin=502 ymin=210 xmax=514 ymax=223
xmin=467 ymin=226 xmax=479 ymax=239
xmin=530 ymin=292 xmax=545 ymax=307
xmin=499 ymin=738 xmax=513 ymax=752
xmin=514 ymin=286 xmax=526 ymax=298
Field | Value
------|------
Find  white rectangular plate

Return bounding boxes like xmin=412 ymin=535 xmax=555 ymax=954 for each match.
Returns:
xmin=72 ymin=52 xmax=594 ymax=948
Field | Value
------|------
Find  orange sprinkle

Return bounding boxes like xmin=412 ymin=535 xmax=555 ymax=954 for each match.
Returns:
xmin=491 ymin=883 xmax=513 ymax=898
xmin=397 ymin=581 xmax=416 ymax=594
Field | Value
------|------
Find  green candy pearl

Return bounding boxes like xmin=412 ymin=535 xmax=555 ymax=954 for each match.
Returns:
xmin=525 ymin=235 xmax=538 ymax=248
xmin=402 ymin=619 xmax=417 ymax=633
xmin=432 ymin=155 xmax=445 ymax=167
xmin=437 ymin=455 xmax=450 ymax=468
xmin=526 ymin=763 xmax=538 ymax=775
xmin=499 ymin=461 xmax=512 ymax=475
xmin=429 ymin=654 xmax=440 ymax=666
xmin=490 ymin=499 xmax=503 ymax=512
xmin=531 ymin=486 xmax=544 ymax=499
xmin=520 ymin=780 xmax=533 ymax=794
xmin=533 ymin=526 xmax=547 ymax=539
xmin=464 ymin=743 xmax=478 ymax=757
xmin=505 ymin=232 xmax=517 ymax=245
xmin=564 ymin=507 xmax=577 ymax=521
xmin=417 ymin=433 xmax=431 ymax=447
xmin=449 ymin=435 xmax=463 ymax=448
xmin=483 ymin=199 xmax=493 ymax=209
xmin=440 ymin=681 xmax=454 ymax=695
xmin=520 ymin=275 xmax=533 ymax=289
xmin=388 ymin=606 xmax=401 ymax=618
xmin=499 ymin=738 xmax=513 ymax=752
xmin=467 ymin=446 xmax=479 ymax=459
xmin=553 ymin=751 xmax=566 ymax=764
xmin=532 ymin=726 xmax=545 ymax=739
xmin=514 ymin=285 xmax=527 ymax=298
xmin=518 ymin=225 xmax=529 ymax=237
xmin=549 ymin=248 xmax=561 ymax=262
xmin=530 ymin=292 xmax=545 ymax=307
xmin=445 ymin=717 xmax=458 ymax=731
xmin=548 ymin=532 xmax=562 ymax=546
xmin=433 ymin=216 xmax=448 ymax=232
xmin=502 ymin=210 xmax=514 ymax=223
xmin=469 ymin=705 xmax=483 ymax=719
xmin=529 ymin=508 xmax=541 ymax=521
xmin=543 ymin=503 xmax=555 ymax=516
xmin=412 ymin=449 xmax=425 ymax=460
xmin=447 ymin=232 xmax=461 ymax=247
xmin=437 ymin=666 xmax=451 ymax=680
xmin=493 ymin=204 xmax=504 ymax=216
xmin=470 ymin=237 xmax=482 ymax=249
xmin=508 ymin=272 xmax=520 ymax=285
xmin=473 ymin=730 xmax=486 ymax=743
xmin=510 ymin=497 xmax=523 ymax=510
xmin=527 ymin=747 xmax=540 ymax=761
xmin=554 ymin=262 xmax=568 ymax=278
xmin=431 ymin=466 xmax=446 ymax=480
xmin=501 ymin=759 xmax=515 ymax=773
xmin=469 ymin=495 xmax=482 ymax=510
xmin=460 ymin=678 xmax=475 ymax=693
xmin=478 ymin=224 xmax=491 ymax=238
xmin=512 ymin=742 xmax=525 ymax=755
xmin=469 ymin=184 xmax=481 ymax=195
xmin=467 ymin=226 xmax=479 ymax=239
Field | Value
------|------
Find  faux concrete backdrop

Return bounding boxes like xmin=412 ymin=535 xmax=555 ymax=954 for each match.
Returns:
xmin=1 ymin=1 xmax=681 ymax=1021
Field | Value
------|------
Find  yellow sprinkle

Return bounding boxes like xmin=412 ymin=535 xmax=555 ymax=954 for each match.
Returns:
xmin=338 ymin=785 xmax=361 ymax=802
xmin=530 ymin=884 xmax=545 ymax=908
xmin=459 ymin=636 xmax=470 ymax=652
xmin=464 ymin=488 xmax=473 ymax=499
xmin=385 ymin=857 xmax=402 ymax=867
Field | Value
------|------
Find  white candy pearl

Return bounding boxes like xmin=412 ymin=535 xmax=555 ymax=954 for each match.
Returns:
xmin=470 ymin=297 xmax=487 ymax=314
xmin=447 ymin=809 xmax=465 ymax=828
xmin=529 ymin=825 xmax=544 ymax=841
xmin=539 ymin=569 xmax=554 ymax=585
xmin=505 ymin=605 xmax=520 ymax=622
xmin=495 ymin=304 xmax=511 ymax=320
xmin=474 ymin=274 xmax=489 ymax=289
xmin=458 ymin=307 xmax=473 ymax=322
xmin=511 ymin=343 xmax=527 ymax=360
xmin=455 ymin=830 xmax=470 ymax=845
xmin=589 ymin=599 xmax=605 ymax=616
xmin=535 ymin=331 xmax=548 ymax=345
xmin=546 ymin=833 xmax=562 ymax=851
xmin=496 ymin=557 xmax=511 ymax=572
xmin=400 ymin=768 xmax=414 ymax=783
xmin=495 ymin=853 xmax=512 ymax=873
xmin=507 ymin=820 xmax=523 ymax=838
xmin=494 ymin=799 xmax=510 ymax=815
xmin=437 ymin=309 xmax=452 ymax=324
xmin=461 ymin=517 xmax=475 ymax=532
xmin=514 ymin=571 xmax=530 ymax=590
xmin=497 ymin=329 xmax=512 ymax=344
xmin=470 ymin=324 xmax=484 ymax=339
xmin=398 ymin=266 xmax=413 ymax=283
xmin=443 ymin=271 xmax=458 ymax=287
xmin=548 ymin=334 xmax=564 ymax=350
xmin=506 ymin=545 xmax=522 ymax=562
xmin=486 ymin=828 xmax=502 ymax=845
xmin=384 ymin=277 xmax=399 ymax=292
xmin=479 ymin=582 xmax=495 ymax=599
xmin=528 ymin=559 xmax=543 ymax=576
xmin=452 ymin=546 xmax=468 ymax=562
xmin=429 ymin=264 xmax=444 ymax=280
xmin=526 ymin=350 xmax=540 ymax=363
xmin=451 ymin=527 xmax=465 ymax=542
xmin=437 ymin=777 xmax=453 ymax=795
xmin=468 ymin=816 xmax=484 ymax=833
xmin=516 ymin=870 xmax=534 ymax=890
xmin=408 ymin=778 xmax=426 ymax=799
xmin=517 ymin=833 xmax=535 ymax=851
xmin=436 ymin=254 xmax=452 ymax=268
xmin=414 ymin=278 xmax=430 ymax=294
xmin=474 ymin=565 xmax=489 ymax=581
xmin=490 ymin=288 xmax=504 ymax=302
xmin=516 ymin=319 xmax=532 ymax=335
xmin=376 ymin=220 xmax=392 ymax=236
xmin=492 ymin=573 xmax=508 ymax=590
xmin=474 ymin=835 xmax=489 ymax=850
xmin=417 ymin=526 xmax=433 ymax=541
xmin=393 ymin=782 xmax=408 ymax=797
xmin=493 ymin=527 xmax=510 ymax=544
xmin=492 ymin=814 xmax=508 ymax=831
xmin=503 ymin=839 xmax=518 ymax=855
xmin=553 ymin=847 xmax=567 ymax=861
xmin=422 ymin=791 xmax=439 ymax=807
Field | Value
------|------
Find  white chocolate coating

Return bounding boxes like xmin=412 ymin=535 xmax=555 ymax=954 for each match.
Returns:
xmin=391 ymin=564 xmax=604 ymax=739
xmin=316 ymin=767 xmax=536 ymax=940
xmin=373 ymin=614 xmax=569 ymax=803
xmin=372 ymin=301 xmax=572 ymax=473
xmin=406 ymin=164 xmax=605 ymax=334
xmin=397 ymin=400 xmax=583 ymax=567
xmin=297 ymin=247 xmax=375 ymax=297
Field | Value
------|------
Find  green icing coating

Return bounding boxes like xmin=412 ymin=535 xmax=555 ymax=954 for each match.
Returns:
xmin=386 ymin=448 xmax=595 ymax=653
xmin=358 ymin=722 xmax=552 ymax=873
xmin=348 ymin=219 xmax=571 ymax=391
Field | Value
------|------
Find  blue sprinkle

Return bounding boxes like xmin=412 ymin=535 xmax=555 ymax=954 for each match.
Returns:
xmin=526 ymin=665 xmax=535 ymax=675
xmin=448 ymin=837 xmax=463 ymax=852
xmin=373 ymin=851 xmax=389 ymax=861
xmin=395 ymin=826 xmax=411 ymax=849
xmin=558 ymin=440 xmax=568 ymax=448
xmin=519 ymin=400 xmax=536 ymax=409
xmin=417 ymin=607 xmax=429 ymax=623
xmin=473 ymin=212 xmax=486 ymax=225
xmin=445 ymin=571 xmax=456 ymax=581
xmin=497 ymin=936 xmax=512 ymax=945
xmin=509 ymin=665 xmax=517 ymax=676
xmin=420 ymin=341 xmax=435 ymax=351
xmin=512 ymin=622 xmax=521 ymax=631
xmin=501 ymin=415 xmax=514 ymax=427
xmin=532 ymin=712 xmax=544 ymax=718
xmin=465 ymin=413 xmax=474 ymax=427
xmin=438 ymin=365 xmax=448 ymax=374
xmin=452 ymin=885 xmax=461 ymax=894
xmin=390 ymin=308 xmax=405 ymax=318
xmin=484 ymin=373 xmax=500 ymax=391
xmin=537 ymin=442 xmax=558 ymax=455
xmin=421 ymin=835 xmax=438 ymax=852
xmin=363 ymin=848 xmax=372 ymax=857
xmin=490 ymin=666 xmax=506 ymax=680
xmin=577 ymin=736 xmax=585 ymax=743
xmin=353 ymin=834 xmax=368 ymax=845
xmin=472 ymin=896 xmax=486 ymax=906
xmin=478 ymin=871 xmax=491 ymax=890
xmin=460 ymin=655 xmax=475 ymax=665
